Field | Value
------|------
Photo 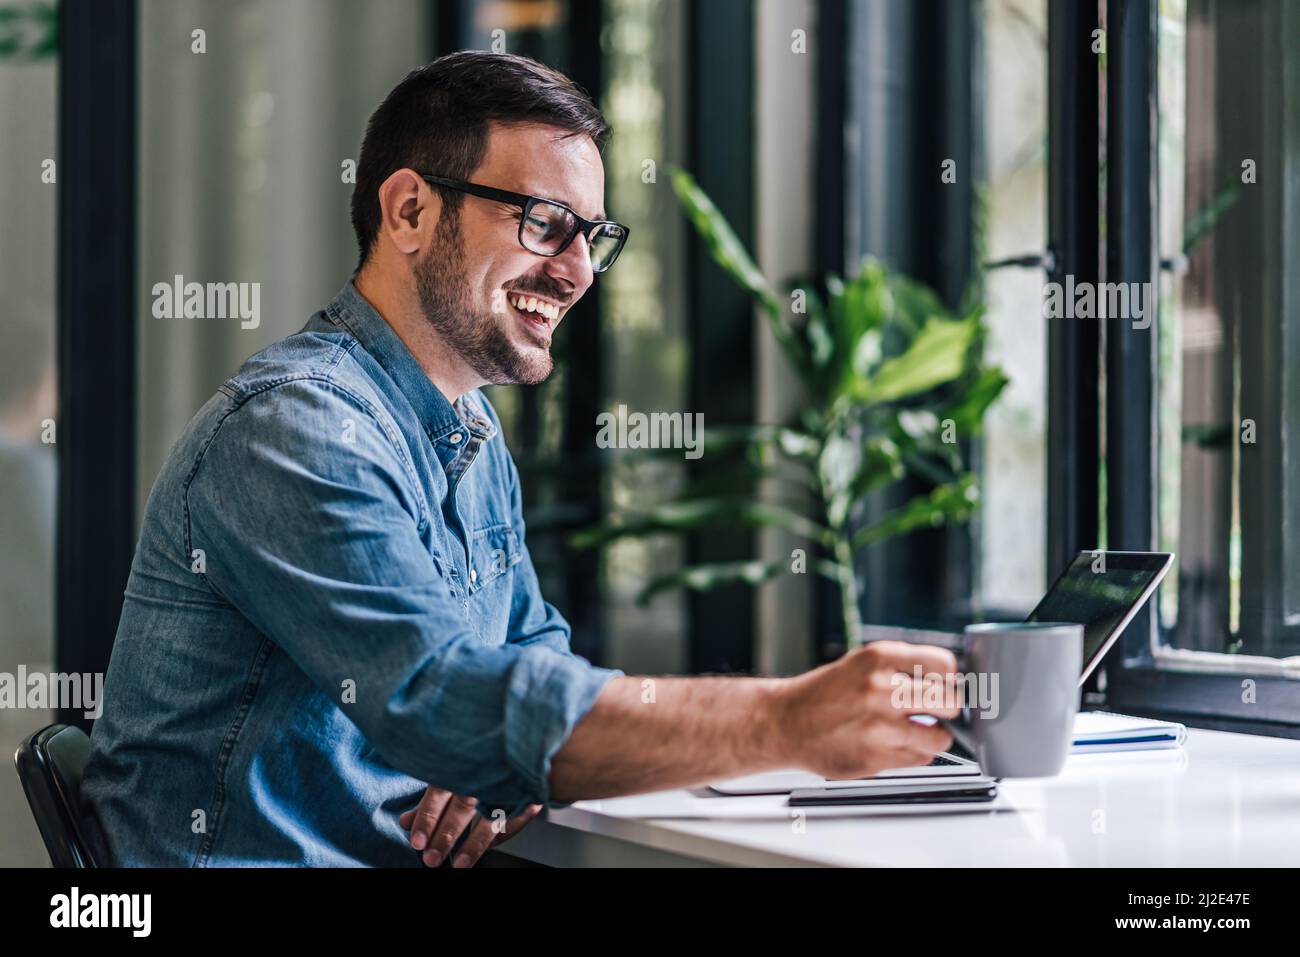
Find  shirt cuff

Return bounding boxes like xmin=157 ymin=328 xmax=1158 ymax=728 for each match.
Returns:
xmin=503 ymin=645 xmax=623 ymax=808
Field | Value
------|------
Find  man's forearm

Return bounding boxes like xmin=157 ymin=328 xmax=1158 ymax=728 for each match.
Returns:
xmin=548 ymin=675 xmax=792 ymax=803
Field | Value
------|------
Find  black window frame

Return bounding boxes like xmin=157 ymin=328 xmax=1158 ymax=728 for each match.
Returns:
xmin=684 ymin=0 xmax=757 ymax=673
xmin=56 ymin=0 xmax=138 ymax=733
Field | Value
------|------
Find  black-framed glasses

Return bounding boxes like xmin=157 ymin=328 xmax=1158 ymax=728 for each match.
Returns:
xmin=421 ymin=174 xmax=629 ymax=274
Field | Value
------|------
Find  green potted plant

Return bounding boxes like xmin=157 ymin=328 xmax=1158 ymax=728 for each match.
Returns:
xmin=573 ymin=169 xmax=1008 ymax=648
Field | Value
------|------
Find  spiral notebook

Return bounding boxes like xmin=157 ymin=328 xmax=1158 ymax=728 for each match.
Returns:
xmin=1071 ymin=710 xmax=1187 ymax=753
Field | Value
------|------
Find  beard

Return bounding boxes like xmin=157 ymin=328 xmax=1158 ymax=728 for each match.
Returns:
xmin=414 ymin=208 xmax=555 ymax=386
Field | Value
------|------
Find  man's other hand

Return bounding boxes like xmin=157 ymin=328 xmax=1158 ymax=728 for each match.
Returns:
xmin=399 ymin=786 xmax=543 ymax=867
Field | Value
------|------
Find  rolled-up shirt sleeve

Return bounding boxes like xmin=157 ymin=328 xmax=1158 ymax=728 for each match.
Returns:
xmin=187 ymin=378 xmax=619 ymax=813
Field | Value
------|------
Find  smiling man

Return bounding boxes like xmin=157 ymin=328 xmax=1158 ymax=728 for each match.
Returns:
xmin=82 ymin=52 xmax=958 ymax=868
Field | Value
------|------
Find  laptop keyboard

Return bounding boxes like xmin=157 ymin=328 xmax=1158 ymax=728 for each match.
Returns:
xmin=931 ymin=736 xmax=977 ymax=765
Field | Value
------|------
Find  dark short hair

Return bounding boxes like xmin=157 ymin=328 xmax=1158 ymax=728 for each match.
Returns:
xmin=349 ymin=51 xmax=611 ymax=271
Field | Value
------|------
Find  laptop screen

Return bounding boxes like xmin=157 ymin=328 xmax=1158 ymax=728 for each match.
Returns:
xmin=1024 ymin=551 xmax=1173 ymax=682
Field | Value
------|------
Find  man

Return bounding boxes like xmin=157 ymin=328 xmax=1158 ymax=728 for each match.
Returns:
xmin=83 ymin=52 xmax=958 ymax=867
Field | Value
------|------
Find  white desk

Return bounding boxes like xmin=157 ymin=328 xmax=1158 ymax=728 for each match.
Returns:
xmin=499 ymin=726 xmax=1300 ymax=867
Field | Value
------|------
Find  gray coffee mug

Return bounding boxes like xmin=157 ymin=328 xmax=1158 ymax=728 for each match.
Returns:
xmin=940 ymin=621 xmax=1084 ymax=778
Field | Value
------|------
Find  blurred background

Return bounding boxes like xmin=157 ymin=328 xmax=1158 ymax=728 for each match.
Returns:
xmin=3 ymin=0 xmax=1299 ymax=866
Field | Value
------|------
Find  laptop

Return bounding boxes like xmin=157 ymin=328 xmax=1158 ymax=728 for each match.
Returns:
xmin=710 ymin=550 xmax=1174 ymax=795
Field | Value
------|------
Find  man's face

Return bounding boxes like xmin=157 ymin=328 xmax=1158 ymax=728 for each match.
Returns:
xmin=414 ymin=122 xmax=605 ymax=386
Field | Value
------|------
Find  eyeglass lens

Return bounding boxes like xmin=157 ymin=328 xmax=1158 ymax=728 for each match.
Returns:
xmin=520 ymin=201 xmax=625 ymax=272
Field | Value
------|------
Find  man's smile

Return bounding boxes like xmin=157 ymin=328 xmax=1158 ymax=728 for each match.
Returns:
xmin=508 ymin=292 xmax=561 ymax=321
xmin=507 ymin=291 xmax=565 ymax=342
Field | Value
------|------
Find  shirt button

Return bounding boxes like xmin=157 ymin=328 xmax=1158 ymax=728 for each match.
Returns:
xmin=448 ymin=432 xmax=462 ymax=444
xmin=470 ymin=568 xmax=478 ymax=584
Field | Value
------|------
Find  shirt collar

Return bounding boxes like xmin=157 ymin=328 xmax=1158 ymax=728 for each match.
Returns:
xmin=324 ymin=279 xmax=496 ymax=443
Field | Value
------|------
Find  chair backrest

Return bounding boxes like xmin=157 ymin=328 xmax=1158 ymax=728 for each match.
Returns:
xmin=14 ymin=723 xmax=102 ymax=868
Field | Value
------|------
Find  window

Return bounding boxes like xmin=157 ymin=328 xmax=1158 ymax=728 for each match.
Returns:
xmin=0 ymin=0 xmax=59 ymax=866
xmin=1103 ymin=0 xmax=1300 ymax=728
xmin=596 ymin=0 xmax=690 ymax=673
xmin=841 ymin=0 xmax=1051 ymax=634
xmin=136 ymin=0 xmax=432 ymax=515
xmin=1155 ymin=0 xmax=1300 ymax=664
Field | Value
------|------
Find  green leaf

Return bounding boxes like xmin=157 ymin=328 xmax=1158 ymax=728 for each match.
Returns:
xmin=839 ymin=259 xmax=891 ymax=341
xmin=601 ymin=425 xmax=821 ymax=476
xmin=846 ymin=435 xmax=906 ymax=502
xmin=899 ymin=448 xmax=964 ymax=487
xmin=801 ymin=285 xmax=836 ymax=370
xmin=1181 ymin=422 xmax=1232 ymax=449
xmin=570 ymin=497 xmax=835 ymax=550
xmin=703 ymin=425 xmax=821 ymax=460
xmin=636 ymin=560 xmax=782 ymax=604
xmin=670 ymin=167 xmax=817 ymax=388
xmin=636 ymin=557 xmax=845 ymax=604
xmin=849 ymin=476 xmax=979 ymax=551
xmin=0 ymin=3 xmax=58 ymax=60
xmin=851 ymin=315 xmax=978 ymax=405
xmin=1182 ymin=178 xmax=1243 ymax=256
xmin=669 ymin=167 xmax=781 ymax=316
xmin=940 ymin=366 xmax=1010 ymax=433
xmin=885 ymin=270 xmax=950 ymax=336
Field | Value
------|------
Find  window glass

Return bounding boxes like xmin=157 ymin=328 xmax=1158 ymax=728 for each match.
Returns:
xmin=1156 ymin=0 xmax=1300 ymax=660
xmin=0 ymin=0 xmax=59 ymax=866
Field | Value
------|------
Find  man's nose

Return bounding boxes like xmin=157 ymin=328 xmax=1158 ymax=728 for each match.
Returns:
xmin=544 ymin=231 xmax=595 ymax=296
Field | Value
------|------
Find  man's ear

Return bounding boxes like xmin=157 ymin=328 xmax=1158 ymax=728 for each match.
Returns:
xmin=376 ymin=168 xmax=438 ymax=258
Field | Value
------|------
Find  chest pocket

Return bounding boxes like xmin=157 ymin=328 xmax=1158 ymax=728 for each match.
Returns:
xmin=471 ymin=523 xmax=522 ymax=591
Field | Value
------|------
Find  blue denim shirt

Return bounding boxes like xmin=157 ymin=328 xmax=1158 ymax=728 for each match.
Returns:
xmin=82 ymin=280 xmax=622 ymax=867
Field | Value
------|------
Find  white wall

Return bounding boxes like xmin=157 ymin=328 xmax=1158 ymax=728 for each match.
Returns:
xmin=754 ymin=0 xmax=818 ymax=674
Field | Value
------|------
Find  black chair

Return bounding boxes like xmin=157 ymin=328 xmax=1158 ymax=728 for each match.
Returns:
xmin=14 ymin=723 xmax=102 ymax=867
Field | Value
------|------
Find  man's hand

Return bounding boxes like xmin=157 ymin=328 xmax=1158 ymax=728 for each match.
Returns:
xmin=771 ymin=640 xmax=962 ymax=780
xmin=399 ymin=787 xmax=542 ymax=868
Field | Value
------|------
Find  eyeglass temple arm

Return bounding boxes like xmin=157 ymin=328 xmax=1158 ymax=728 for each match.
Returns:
xmin=421 ymin=174 xmax=531 ymax=209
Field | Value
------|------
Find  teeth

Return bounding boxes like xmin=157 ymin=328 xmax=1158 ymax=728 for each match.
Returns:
xmin=510 ymin=295 xmax=560 ymax=321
